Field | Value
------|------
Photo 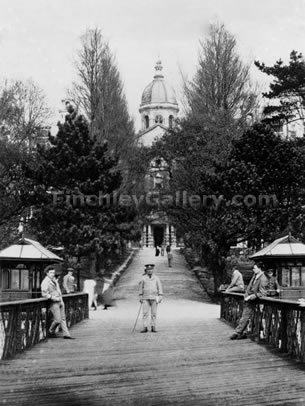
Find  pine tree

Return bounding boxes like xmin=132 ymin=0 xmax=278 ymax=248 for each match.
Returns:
xmin=27 ymin=115 xmax=136 ymax=271
xmin=255 ymin=50 xmax=305 ymax=126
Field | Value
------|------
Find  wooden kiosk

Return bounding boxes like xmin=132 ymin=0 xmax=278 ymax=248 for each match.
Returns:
xmin=0 ymin=238 xmax=63 ymax=302
xmin=250 ymin=234 xmax=305 ymax=299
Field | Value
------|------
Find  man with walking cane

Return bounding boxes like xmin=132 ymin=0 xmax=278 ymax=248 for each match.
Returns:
xmin=139 ymin=264 xmax=163 ymax=333
xmin=132 ymin=302 xmax=143 ymax=333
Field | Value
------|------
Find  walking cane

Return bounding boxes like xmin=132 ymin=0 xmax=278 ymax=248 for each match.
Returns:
xmin=132 ymin=302 xmax=143 ymax=333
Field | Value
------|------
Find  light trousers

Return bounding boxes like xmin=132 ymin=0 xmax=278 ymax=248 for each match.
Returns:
xmin=235 ymin=302 xmax=254 ymax=335
xmin=49 ymin=301 xmax=71 ymax=337
xmin=142 ymin=299 xmax=158 ymax=328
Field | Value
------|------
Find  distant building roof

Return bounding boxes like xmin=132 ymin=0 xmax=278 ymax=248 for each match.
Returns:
xmin=250 ymin=235 xmax=305 ymax=260
xmin=140 ymin=60 xmax=178 ymax=107
xmin=0 ymin=238 xmax=64 ymax=262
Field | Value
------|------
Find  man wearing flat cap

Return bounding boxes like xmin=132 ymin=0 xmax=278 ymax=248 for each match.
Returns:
xmin=41 ymin=266 xmax=75 ymax=339
xmin=139 ymin=264 xmax=163 ymax=333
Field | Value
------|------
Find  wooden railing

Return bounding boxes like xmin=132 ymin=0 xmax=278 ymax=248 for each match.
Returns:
xmin=221 ymin=292 xmax=305 ymax=362
xmin=0 ymin=293 xmax=88 ymax=360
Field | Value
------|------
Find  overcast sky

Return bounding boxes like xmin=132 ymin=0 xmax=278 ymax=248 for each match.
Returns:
xmin=0 ymin=0 xmax=305 ymax=130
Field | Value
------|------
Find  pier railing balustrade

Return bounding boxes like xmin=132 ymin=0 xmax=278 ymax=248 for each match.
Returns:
xmin=221 ymin=292 xmax=305 ymax=362
xmin=0 ymin=293 xmax=88 ymax=360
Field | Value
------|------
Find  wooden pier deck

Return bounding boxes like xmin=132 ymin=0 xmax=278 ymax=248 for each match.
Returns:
xmin=1 ymin=248 xmax=305 ymax=406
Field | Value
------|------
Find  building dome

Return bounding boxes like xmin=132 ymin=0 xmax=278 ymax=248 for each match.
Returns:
xmin=138 ymin=60 xmax=179 ymax=142
xmin=140 ymin=60 xmax=178 ymax=107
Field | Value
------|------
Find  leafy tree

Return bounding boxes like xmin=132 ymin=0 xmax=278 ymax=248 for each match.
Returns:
xmin=26 ymin=115 xmax=137 ymax=272
xmin=0 ymin=79 xmax=52 ymax=151
xmin=68 ymin=27 xmax=135 ymax=157
xmin=0 ymin=138 xmax=35 ymax=247
xmin=255 ymin=50 xmax=305 ymax=126
xmin=220 ymin=123 xmax=305 ymax=247
xmin=153 ymin=122 xmax=305 ymax=292
xmin=0 ymin=84 xmax=16 ymax=138
xmin=151 ymin=120 xmax=242 ymax=290
xmin=0 ymin=79 xmax=52 ymax=247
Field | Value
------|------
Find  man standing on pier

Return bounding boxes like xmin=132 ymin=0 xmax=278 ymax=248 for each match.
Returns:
xmin=230 ymin=262 xmax=268 ymax=340
xmin=41 ymin=267 xmax=75 ymax=339
xmin=139 ymin=264 xmax=163 ymax=333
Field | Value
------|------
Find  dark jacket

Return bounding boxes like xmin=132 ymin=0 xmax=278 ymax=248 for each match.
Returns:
xmin=245 ymin=271 xmax=268 ymax=299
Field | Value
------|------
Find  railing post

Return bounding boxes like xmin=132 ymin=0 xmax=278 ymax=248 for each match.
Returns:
xmin=220 ymin=293 xmax=224 ymax=319
xmin=0 ymin=294 xmax=88 ymax=360
xmin=280 ymin=304 xmax=288 ymax=353
xmin=300 ymin=310 xmax=305 ymax=363
xmin=16 ymin=304 xmax=22 ymax=354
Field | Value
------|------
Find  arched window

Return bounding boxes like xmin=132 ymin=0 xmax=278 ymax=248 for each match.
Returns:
xmin=144 ymin=115 xmax=149 ymax=129
xmin=155 ymin=115 xmax=163 ymax=124
xmin=169 ymin=115 xmax=174 ymax=128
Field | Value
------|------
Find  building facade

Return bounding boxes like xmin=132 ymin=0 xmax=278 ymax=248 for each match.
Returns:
xmin=138 ymin=60 xmax=180 ymax=248
xmin=138 ymin=60 xmax=179 ymax=146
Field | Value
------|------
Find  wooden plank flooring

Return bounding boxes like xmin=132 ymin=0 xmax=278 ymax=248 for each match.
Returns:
xmin=1 ymin=248 xmax=305 ymax=405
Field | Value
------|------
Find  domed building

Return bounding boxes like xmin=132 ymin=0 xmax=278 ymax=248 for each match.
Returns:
xmin=138 ymin=60 xmax=179 ymax=146
xmin=138 ymin=60 xmax=179 ymax=248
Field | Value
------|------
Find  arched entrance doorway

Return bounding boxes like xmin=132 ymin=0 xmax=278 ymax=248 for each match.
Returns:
xmin=142 ymin=217 xmax=177 ymax=247
xmin=153 ymin=225 xmax=164 ymax=247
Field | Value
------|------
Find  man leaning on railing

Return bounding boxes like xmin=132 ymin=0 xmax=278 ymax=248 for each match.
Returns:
xmin=41 ymin=267 xmax=76 ymax=340
xmin=230 ymin=262 xmax=268 ymax=340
